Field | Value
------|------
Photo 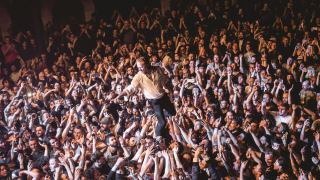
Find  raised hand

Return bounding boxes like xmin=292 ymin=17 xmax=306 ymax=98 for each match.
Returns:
xmin=240 ymin=160 xmax=248 ymax=171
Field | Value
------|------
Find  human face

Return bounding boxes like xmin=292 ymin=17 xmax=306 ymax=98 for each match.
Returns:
xmin=132 ymin=96 xmax=139 ymax=105
xmin=213 ymin=55 xmax=219 ymax=63
xmin=145 ymin=138 xmax=153 ymax=147
xmin=10 ymin=106 xmax=16 ymax=115
xmin=238 ymin=76 xmax=244 ymax=84
xmin=55 ymin=83 xmax=60 ymax=90
xmin=0 ymin=165 xmax=7 ymax=177
xmin=74 ymin=129 xmax=82 ymax=139
xmin=36 ymin=127 xmax=44 ymax=137
xmin=49 ymin=159 xmax=58 ymax=172
xmin=229 ymin=120 xmax=238 ymax=131
xmin=3 ymin=80 xmax=9 ymax=88
xmin=194 ymin=121 xmax=201 ymax=131
xmin=260 ymin=136 xmax=268 ymax=146
xmin=279 ymin=106 xmax=287 ymax=116
xmin=302 ymin=81 xmax=309 ymax=91
xmin=50 ymin=139 xmax=59 ymax=148
xmin=253 ymin=91 xmax=259 ymax=101
xmin=107 ymin=136 xmax=117 ymax=146
xmin=137 ymin=61 xmax=146 ymax=74
xmin=263 ymin=94 xmax=270 ymax=103
xmin=86 ymin=140 xmax=93 ymax=149
xmin=265 ymin=154 xmax=274 ymax=166
xmin=116 ymin=84 xmax=122 ymax=94
xmin=182 ymin=154 xmax=191 ymax=167
xmin=282 ymin=93 xmax=288 ymax=103
xmin=218 ymin=88 xmax=224 ymax=98
xmin=272 ymin=142 xmax=281 ymax=151
xmin=127 ymin=67 xmax=133 ymax=75
xmin=226 ymin=112 xmax=233 ymax=120
xmin=220 ymin=100 xmax=228 ymax=109
xmin=29 ymin=140 xmax=38 ymax=151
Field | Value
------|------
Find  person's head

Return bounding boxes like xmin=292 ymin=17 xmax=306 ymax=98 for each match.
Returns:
xmin=29 ymin=138 xmax=38 ymax=152
xmin=106 ymin=134 xmax=117 ymax=147
xmin=136 ymin=58 xmax=149 ymax=74
xmin=260 ymin=134 xmax=271 ymax=147
xmin=49 ymin=157 xmax=59 ymax=172
xmin=49 ymin=137 xmax=59 ymax=148
xmin=282 ymin=36 xmax=289 ymax=46
xmin=220 ymin=99 xmax=228 ymax=109
xmin=278 ymin=103 xmax=289 ymax=116
xmin=132 ymin=94 xmax=139 ymax=105
xmin=3 ymin=79 xmax=10 ymax=88
xmin=4 ymin=36 xmax=11 ymax=45
xmin=274 ymin=157 xmax=286 ymax=171
xmin=91 ymin=152 xmax=105 ymax=168
xmin=264 ymin=149 xmax=275 ymax=166
xmin=132 ymin=105 xmax=140 ymax=117
xmin=213 ymin=54 xmax=220 ymax=63
xmin=238 ymin=74 xmax=245 ymax=84
xmin=73 ymin=125 xmax=84 ymax=139
xmin=217 ymin=87 xmax=225 ymax=99
xmin=127 ymin=66 xmax=134 ymax=76
xmin=263 ymin=92 xmax=272 ymax=104
xmin=194 ymin=120 xmax=201 ymax=131
xmin=100 ymin=116 xmax=112 ymax=131
xmin=0 ymin=164 xmax=7 ymax=177
xmin=229 ymin=119 xmax=241 ymax=131
xmin=302 ymin=80 xmax=310 ymax=91
xmin=181 ymin=152 xmax=192 ymax=167
xmin=252 ymin=163 xmax=266 ymax=178
xmin=36 ymin=125 xmax=45 ymax=138
xmin=271 ymin=137 xmax=283 ymax=151
xmin=52 ymin=65 xmax=58 ymax=72
xmin=145 ymin=136 xmax=153 ymax=148
xmin=115 ymin=84 xmax=122 ymax=94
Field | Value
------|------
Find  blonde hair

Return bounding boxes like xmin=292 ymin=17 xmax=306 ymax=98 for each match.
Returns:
xmin=136 ymin=57 xmax=145 ymax=64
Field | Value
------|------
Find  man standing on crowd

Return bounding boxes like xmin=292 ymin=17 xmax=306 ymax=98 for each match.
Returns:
xmin=113 ymin=58 xmax=176 ymax=138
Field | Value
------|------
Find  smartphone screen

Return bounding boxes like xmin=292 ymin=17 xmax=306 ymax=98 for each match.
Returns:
xmin=187 ymin=79 xmax=195 ymax=83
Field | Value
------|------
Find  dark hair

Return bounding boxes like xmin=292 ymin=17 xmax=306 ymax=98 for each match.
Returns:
xmin=263 ymin=92 xmax=273 ymax=99
xmin=280 ymin=103 xmax=289 ymax=110
xmin=271 ymin=136 xmax=282 ymax=146
xmin=263 ymin=114 xmax=276 ymax=128
xmin=91 ymin=151 xmax=103 ymax=162
xmin=36 ymin=125 xmax=46 ymax=130
xmin=2 ymin=78 xmax=11 ymax=85
xmin=145 ymin=135 xmax=153 ymax=140
xmin=276 ymin=157 xmax=287 ymax=170
xmin=279 ymin=123 xmax=289 ymax=133
xmin=33 ymin=155 xmax=49 ymax=167
xmin=264 ymin=148 xmax=274 ymax=156
xmin=84 ymin=168 xmax=95 ymax=180
xmin=261 ymin=134 xmax=272 ymax=147
xmin=133 ymin=104 xmax=140 ymax=111
xmin=263 ymin=170 xmax=277 ymax=180
xmin=106 ymin=133 xmax=115 ymax=144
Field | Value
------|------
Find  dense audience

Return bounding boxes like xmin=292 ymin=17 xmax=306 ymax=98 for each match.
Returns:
xmin=1 ymin=0 xmax=320 ymax=179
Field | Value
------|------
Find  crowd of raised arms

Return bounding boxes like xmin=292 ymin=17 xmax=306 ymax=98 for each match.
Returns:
xmin=1 ymin=0 xmax=320 ymax=179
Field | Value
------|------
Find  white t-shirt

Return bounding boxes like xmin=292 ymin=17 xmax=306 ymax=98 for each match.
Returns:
xmin=270 ymin=111 xmax=292 ymax=127
xmin=10 ymin=69 xmax=22 ymax=84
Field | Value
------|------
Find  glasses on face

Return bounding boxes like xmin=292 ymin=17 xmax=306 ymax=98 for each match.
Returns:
xmin=0 ymin=167 xmax=7 ymax=171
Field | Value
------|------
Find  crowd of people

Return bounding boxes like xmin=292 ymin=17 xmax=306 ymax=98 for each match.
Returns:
xmin=1 ymin=0 xmax=320 ymax=179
